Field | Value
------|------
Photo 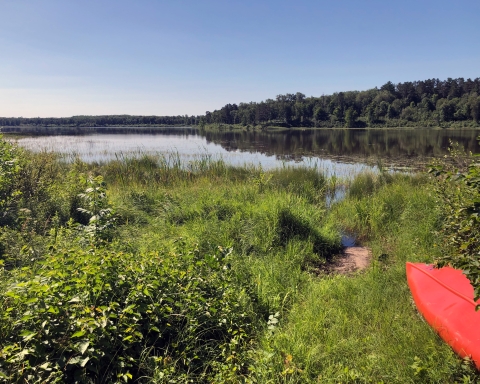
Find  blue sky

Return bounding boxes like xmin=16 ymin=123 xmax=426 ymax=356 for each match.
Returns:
xmin=1 ymin=0 xmax=479 ymax=117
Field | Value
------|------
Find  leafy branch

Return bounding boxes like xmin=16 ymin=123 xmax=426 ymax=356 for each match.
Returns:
xmin=429 ymin=140 xmax=480 ymax=304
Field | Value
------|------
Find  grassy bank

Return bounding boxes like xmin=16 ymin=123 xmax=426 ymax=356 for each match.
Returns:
xmin=251 ymin=173 xmax=477 ymax=383
xmin=0 ymin=136 xmax=478 ymax=382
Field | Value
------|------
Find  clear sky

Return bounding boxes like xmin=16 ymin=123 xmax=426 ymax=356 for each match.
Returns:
xmin=1 ymin=0 xmax=479 ymax=117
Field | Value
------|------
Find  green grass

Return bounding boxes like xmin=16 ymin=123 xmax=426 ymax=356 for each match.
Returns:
xmin=0 ymin=141 xmax=478 ymax=383
xmin=249 ymin=174 xmax=477 ymax=383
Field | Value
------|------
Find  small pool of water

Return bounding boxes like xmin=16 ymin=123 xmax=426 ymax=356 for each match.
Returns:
xmin=341 ymin=233 xmax=357 ymax=247
xmin=326 ymin=185 xmax=347 ymax=207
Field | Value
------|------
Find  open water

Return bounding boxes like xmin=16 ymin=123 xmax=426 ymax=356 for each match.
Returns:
xmin=4 ymin=126 xmax=479 ymax=177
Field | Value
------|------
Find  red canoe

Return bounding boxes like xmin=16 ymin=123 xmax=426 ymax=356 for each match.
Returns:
xmin=406 ymin=262 xmax=480 ymax=369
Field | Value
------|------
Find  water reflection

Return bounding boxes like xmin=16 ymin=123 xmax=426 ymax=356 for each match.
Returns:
xmin=341 ymin=234 xmax=357 ymax=247
xmin=325 ymin=185 xmax=347 ymax=208
xmin=202 ymin=128 xmax=480 ymax=165
xmin=11 ymin=133 xmax=376 ymax=178
xmin=4 ymin=126 xmax=479 ymax=175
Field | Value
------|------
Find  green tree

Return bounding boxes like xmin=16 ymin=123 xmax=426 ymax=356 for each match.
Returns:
xmin=400 ymin=106 xmax=415 ymax=121
xmin=333 ymin=107 xmax=344 ymax=121
xmin=380 ymin=81 xmax=396 ymax=94
xmin=470 ymin=95 xmax=480 ymax=123
xmin=313 ymin=105 xmax=328 ymax=124
xmin=376 ymin=101 xmax=389 ymax=118
xmin=344 ymin=107 xmax=357 ymax=128
xmin=366 ymin=106 xmax=375 ymax=126
xmin=387 ymin=104 xmax=396 ymax=119
xmin=440 ymin=100 xmax=456 ymax=122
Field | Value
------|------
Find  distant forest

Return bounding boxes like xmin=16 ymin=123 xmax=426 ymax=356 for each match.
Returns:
xmin=203 ymin=77 xmax=480 ymax=128
xmin=0 ymin=114 xmax=197 ymax=128
xmin=1 ymin=77 xmax=480 ymax=129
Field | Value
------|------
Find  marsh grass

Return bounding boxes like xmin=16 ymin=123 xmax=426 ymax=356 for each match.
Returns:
xmin=108 ymin=159 xmax=340 ymax=312
xmin=250 ymin=174 xmax=478 ymax=383
xmin=106 ymin=157 xmax=477 ymax=382
xmin=0 ymin=144 xmax=478 ymax=382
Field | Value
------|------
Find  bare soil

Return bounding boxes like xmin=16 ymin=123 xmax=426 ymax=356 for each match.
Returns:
xmin=334 ymin=246 xmax=372 ymax=274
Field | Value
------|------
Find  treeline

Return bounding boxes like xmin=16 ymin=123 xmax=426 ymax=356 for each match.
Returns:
xmin=202 ymin=77 xmax=480 ymax=128
xmin=0 ymin=114 xmax=199 ymax=127
xmin=2 ymin=77 xmax=480 ymax=129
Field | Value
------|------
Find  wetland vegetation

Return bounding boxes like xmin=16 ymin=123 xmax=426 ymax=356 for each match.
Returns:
xmin=1 ymin=133 xmax=480 ymax=383
xmin=5 ymin=127 xmax=480 ymax=174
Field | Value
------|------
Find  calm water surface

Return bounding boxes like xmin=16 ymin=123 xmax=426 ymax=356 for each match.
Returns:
xmin=5 ymin=127 xmax=480 ymax=177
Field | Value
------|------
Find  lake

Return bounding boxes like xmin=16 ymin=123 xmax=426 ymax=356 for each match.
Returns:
xmin=3 ymin=126 xmax=479 ymax=177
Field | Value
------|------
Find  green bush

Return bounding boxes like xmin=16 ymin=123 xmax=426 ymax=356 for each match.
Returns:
xmin=0 ymin=238 xmax=259 ymax=383
xmin=76 ymin=175 xmax=116 ymax=244
xmin=0 ymin=136 xmax=21 ymax=227
xmin=430 ymin=145 xmax=480 ymax=302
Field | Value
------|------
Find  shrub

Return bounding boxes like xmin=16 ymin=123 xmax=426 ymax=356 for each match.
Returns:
xmin=430 ymin=144 xmax=480 ymax=302
xmin=0 ymin=238 xmax=259 ymax=383
xmin=0 ymin=136 xmax=21 ymax=227
xmin=76 ymin=175 xmax=116 ymax=244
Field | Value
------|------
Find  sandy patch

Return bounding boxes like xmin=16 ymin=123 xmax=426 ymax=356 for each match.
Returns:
xmin=331 ymin=246 xmax=372 ymax=274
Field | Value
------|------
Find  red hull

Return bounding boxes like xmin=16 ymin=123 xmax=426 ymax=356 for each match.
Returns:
xmin=406 ymin=262 xmax=480 ymax=369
